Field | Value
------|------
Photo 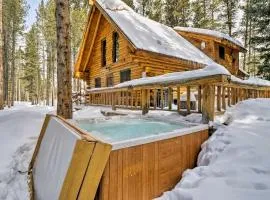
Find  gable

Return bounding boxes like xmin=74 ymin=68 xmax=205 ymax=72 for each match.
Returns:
xmin=74 ymin=4 xmax=135 ymax=75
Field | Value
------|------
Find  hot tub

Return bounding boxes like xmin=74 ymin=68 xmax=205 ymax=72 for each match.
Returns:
xmin=76 ymin=117 xmax=209 ymax=200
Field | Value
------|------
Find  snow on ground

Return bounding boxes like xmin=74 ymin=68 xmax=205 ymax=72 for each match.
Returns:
xmin=157 ymin=99 xmax=270 ymax=200
xmin=1 ymin=100 xmax=270 ymax=200
xmin=0 ymin=102 xmax=54 ymax=200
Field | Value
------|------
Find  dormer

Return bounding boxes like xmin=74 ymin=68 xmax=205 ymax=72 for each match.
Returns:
xmin=174 ymin=27 xmax=247 ymax=76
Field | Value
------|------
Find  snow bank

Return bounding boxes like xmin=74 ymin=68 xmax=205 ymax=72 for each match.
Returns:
xmin=157 ymin=99 xmax=270 ymax=200
xmin=96 ymin=0 xmax=215 ymax=65
xmin=174 ymin=26 xmax=245 ymax=50
xmin=0 ymin=102 xmax=54 ymax=200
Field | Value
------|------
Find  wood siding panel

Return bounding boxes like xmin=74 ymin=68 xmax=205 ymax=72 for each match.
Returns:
xmin=98 ymin=129 xmax=209 ymax=200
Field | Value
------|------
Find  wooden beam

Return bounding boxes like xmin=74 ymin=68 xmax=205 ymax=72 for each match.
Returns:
xmin=217 ymin=86 xmax=221 ymax=111
xmin=141 ymin=89 xmax=149 ymax=115
xmin=168 ymin=87 xmax=172 ymax=110
xmin=198 ymin=85 xmax=202 ymax=113
xmin=177 ymin=86 xmax=180 ymax=113
xmin=202 ymin=85 xmax=215 ymax=124
xmin=83 ymin=12 xmax=102 ymax=71
xmin=222 ymin=86 xmax=226 ymax=110
xmin=187 ymin=86 xmax=191 ymax=114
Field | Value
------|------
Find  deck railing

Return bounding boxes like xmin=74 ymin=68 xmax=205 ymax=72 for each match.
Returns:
xmin=86 ymin=76 xmax=270 ymax=123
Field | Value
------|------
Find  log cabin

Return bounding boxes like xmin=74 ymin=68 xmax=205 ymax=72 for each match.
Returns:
xmin=74 ymin=0 xmax=247 ymax=89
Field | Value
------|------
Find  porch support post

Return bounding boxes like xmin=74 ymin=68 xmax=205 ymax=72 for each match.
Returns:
xmin=202 ymin=84 xmax=215 ymax=124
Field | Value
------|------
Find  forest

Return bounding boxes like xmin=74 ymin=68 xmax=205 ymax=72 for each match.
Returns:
xmin=0 ymin=0 xmax=269 ymax=109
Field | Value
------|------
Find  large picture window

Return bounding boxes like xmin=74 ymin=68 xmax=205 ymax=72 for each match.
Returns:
xmin=101 ymin=39 xmax=107 ymax=67
xmin=120 ymin=69 xmax=131 ymax=83
xmin=112 ymin=32 xmax=119 ymax=63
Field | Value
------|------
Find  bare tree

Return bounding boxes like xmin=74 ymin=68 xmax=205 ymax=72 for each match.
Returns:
xmin=55 ymin=0 xmax=72 ymax=119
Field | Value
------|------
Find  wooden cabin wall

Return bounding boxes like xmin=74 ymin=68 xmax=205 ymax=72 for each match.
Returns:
xmin=86 ymin=11 xmax=143 ymax=88
xmin=176 ymin=31 xmax=240 ymax=76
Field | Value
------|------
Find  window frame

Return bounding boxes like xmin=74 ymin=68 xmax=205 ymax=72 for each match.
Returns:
xmin=219 ymin=45 xmax=225 ymax=60
xmin=106 ymin=74 xmax=114 ymax=87
xmin=120 ymin=69 xmax=131 ymax=83
xmin=101 ymin=38 xmax=107 ymax=67
xmin=112 ymin=32 xmax=120 ymax=63
xmin=95 ymin=77 xmax=101 ymax=88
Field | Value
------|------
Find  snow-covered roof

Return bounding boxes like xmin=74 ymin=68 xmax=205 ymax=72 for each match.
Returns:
xmin=96 ymin=0 xmax=215 ymax=65
xmin=231 ymin=76 xmax=270 ymax=87
xmin=89 ymin=63 xmax=230 ymax=92
xmin=174 ymin=26 xmax=246 ymax=51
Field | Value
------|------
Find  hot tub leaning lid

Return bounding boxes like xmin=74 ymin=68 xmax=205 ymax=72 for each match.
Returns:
xmin=28 ymin=114 xmax=112 ymax=200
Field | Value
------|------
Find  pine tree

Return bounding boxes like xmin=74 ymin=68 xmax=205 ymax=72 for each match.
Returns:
xmin=250 ymin=0 xmax=270 ymax=80
xmin=219 ymin=0 xmax=239 ymax=36
xmin=122 ymin=0 xmax=135 ymax=9
xmin=164 ymin=0 xmax=191 ymax=27
xmin=56 ymin=0 xmax=73 ymax=119
xmin=148 ymin=0 xmax=163 ymax=23
xmin=22 ymin=25 xmax=40 ymax=105
xmin=192 ymin=0 xmax=211 ymax=28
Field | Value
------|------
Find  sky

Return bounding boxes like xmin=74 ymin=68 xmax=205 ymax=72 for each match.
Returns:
xmin=25 ymin=0 xmax=41 ymax=30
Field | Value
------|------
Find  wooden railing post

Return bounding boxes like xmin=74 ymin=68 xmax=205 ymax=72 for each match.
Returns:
xmin=228 ymin=87 xmax=231 ymax=106
xmin=177 ymin=86 xmax=180 ymax=113
xmin=161 ymin=88 xmax=164 ymax=110
xmin=112 ymin=92 xmax=116 ymax=111
xmin=168 ymin=87 xmax=172 ymax=110
xmin=198 ymin=85 xmax=202 ymax=113
xmin=217 ymin=86 xmax=221 ymax=111
xmin=141 ymin=89 xmax=149 ymax=115
xmin=202 ymin=84 xmax=215 ymax=124
xmin=222 ymin=86 xmax=226 ymax=110
xmin=187 ymin=86 xmax=191 ymax=114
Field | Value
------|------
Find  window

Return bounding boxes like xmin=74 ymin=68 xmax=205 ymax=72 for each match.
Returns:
xmin=95 ymin=77 xmax=101 ymax=88
xmin=120 ymin=69 xmax=131 ymax=83
xmin=106 ymin=74 xmax=114 ymax=87
xmin=219 ymin=46 xmax=225 ymax=60
xmin=101 ymin=39 xmax=107 ymax=67
xmin=112 ymin=32 xmax=119 ymax=63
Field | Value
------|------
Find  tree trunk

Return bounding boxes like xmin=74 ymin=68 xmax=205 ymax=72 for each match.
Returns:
xmin=46 ymin=43 xmax=51 ymax=106
xmin=11 ymin=23 xmax=15 ymax=107
xmin=56 ymin=0 xmax=72 ymax=119
xmin=0 ymin=0 xmax=3 ymax=109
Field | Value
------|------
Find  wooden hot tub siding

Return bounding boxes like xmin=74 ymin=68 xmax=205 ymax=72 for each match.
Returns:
xmin=97 ymin=129 xmax=208 ymax=200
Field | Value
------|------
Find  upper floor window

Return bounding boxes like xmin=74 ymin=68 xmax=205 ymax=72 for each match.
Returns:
xmin=95 ymin=77 xmax=101 ymax=88
xmin=101 ymin=38 xmax=107 ymax=67
xmin=112 ymin=32 xmax=119 ymax=63
xmin=120 ymin=69 xmax=131 ymax=83
xmin=219 ymin=46 xmax=225 ymax=60
xmin=106 ymin=74 xmax=114 ymax=87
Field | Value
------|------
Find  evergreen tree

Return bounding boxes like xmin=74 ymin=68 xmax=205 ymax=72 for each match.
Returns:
xmin=164 ymin=0 xmax=191 ymax=27
xmin=22 ymin=25 xmax=40 ymax=104
xmin=219 ymin=0 xmax=239 ymax=36
xmin=148 ymin=0 xmax=163 ymax=23
xmin=250 ymin=0 xmax=270 ymax=80
xmin=122 ymin=0 xmax=135 ymax=9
